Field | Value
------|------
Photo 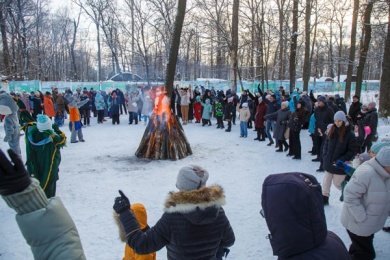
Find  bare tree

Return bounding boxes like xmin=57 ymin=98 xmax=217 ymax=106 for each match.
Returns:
xmin=289 ymin=0 xmax=298 ymax=92
xmin=379 ymin=1 xmax=390 ymax=117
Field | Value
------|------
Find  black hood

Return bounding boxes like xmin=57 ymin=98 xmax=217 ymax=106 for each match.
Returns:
xmin=261 ymin=172 xmax=327 ymax=258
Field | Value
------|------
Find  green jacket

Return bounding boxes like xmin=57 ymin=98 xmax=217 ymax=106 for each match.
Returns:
xmin=26 ymin=124 xmax=66 ymax=195
xmin=2 ymin=179 xmax=86 ymax=260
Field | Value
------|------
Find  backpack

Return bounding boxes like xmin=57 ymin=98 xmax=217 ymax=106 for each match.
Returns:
xmin=261 ymin=172 xmax=327 ymax=258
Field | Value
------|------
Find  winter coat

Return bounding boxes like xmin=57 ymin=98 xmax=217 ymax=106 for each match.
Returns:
xmin=214 ymin=101 xmax=224 ymax=117
xmin=264 ymin=99 xmax=280 ymax=121
xmin=288 ymin=108 xmax=308 ymax=132
xmin=32 ymin=96 xmax=43 ymax=114
xmin=322 ymin=125 xmax=357 ymax=175
xmin=193 ymin=102 xmax=202 ymax=121
xmin=179 ymin=89 xmax=191 ymax=106
xmin=55 ymin=95 xmax=66 ymax=114
xmin=314 ymin=105 xmax=334 ymax=136
xmin=363 ymin=108 xmax=378 ymax=135
xmin=348 ymin=101 xmax=362 ymax=125
xmin=289 ymin=91 xmax=300 ymax=112
xmin=115 ymin=204 xmax=157 ymax=260
xmin=123 ymin=185 xmax=235 ymax=260
xmin=266 ymin=108 xmax=291 ymax=141
xmin=341 ymin=158 xmax=390 ymax=236
xmin=335 ymin=97 xmax=347 ymax=114
xmin=141 ymin=96 xmax=153 ymax=116
xmin=262 ymin=173 xmax=350 ymax=260
xmin=1 ymin=179 xmax=86 ymax=260
xmin=110 ymin=97 xmax=120 ymax=116
xmin=224 ymin=102 xmax=234 ymax=121
xmin=43 ymin=96 xmax=56 ymax=118
xmin=239 ymin=107 xmax=251 ymax=122
xmin=300 ymin=94 xmax=312 ymax=113
xmin=308 ymin=113 xmax=316 ymax=135
xmin=201 ymin=101 xmax=213 ymax=120
xmin=94 ymin=93 xmax=105 ymax=111
xmin=127 ymin=94 xmax=140 ymax=113
xmin=254 ymin=102 xmax=267 ymax=128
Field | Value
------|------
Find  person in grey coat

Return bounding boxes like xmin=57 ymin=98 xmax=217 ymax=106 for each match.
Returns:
xmin=265 ymin=101 xmax=291 ymax=152
xmin=341 ymin=147 xmax=390 ymax=260
xmin=0 ymin=149 xmax=86 ymax=260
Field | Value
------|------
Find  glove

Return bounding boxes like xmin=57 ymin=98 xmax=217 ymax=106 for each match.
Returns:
xmin=0 ymin=149 xmax=31 ymax=196
xmin=113 ymin=190 xmax=131 ymax=214
xmin=336 ymin=160 xmax=355 ymax=177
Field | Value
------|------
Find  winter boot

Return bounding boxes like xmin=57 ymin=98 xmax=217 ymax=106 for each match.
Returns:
xmin=322 ymin=195 xmax=329 ymax=205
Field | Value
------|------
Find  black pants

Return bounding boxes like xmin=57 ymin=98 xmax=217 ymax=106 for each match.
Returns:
xmin=202 ymin=119 xmax=211 ymax=126
xmin=315 ymin=135 xmax=324 ymax=159
xmin=347 ymin=230 xmax=375 ymax=260
xmin=232 ymin=110 xmax=236 ymax=124
xmin=112 ymin=114 xmax=120 ymax=124
xmin=97 ymin=110 xmax=104 ymax=123
xmin=216 ymin=116 xmax=224 ymax=128
xmin=120 ymin=103 xmax=127 ymax=115
xmin=363 ymin=134 xmax=375 ymax=153
xmin=82 ymin=109 xmax=90 ymax=126
xmin=277 ymin=140 xmax=289 ymax=151
xmin=129 ymin=112 xmax=138 ymax=124
xmin=256 ymin=127 xmax=266 ymax=140
xmin=247 ymin=120 xmax=252 ymax=128
xmin=288 ymin=130 xmax=301 ymax=158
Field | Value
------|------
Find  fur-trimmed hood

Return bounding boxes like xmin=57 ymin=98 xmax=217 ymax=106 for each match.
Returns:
xmin=164 ymin=185 xmax=226 ymax=225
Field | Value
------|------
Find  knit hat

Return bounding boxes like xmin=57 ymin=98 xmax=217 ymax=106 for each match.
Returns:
xmin=317 ymin=96 xmax=326 ymax=103
xmin=375 ymin=147 xmax=390 ymax=167
xmin=242 ymin=102 xmax=248 ymax=108
xmin=36 ymin=114 xmax=53 ymax=132
xmin=176 ymin=165 xmax=209 ymax=191
xmin=334 ymin=111 xmax=347 ymax=123
xmin=370 ymin=142 xmax=390 ymax=155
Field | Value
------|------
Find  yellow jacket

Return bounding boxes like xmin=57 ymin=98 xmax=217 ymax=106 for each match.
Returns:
xmin=123 ymin=203 xmax=156 ymax=260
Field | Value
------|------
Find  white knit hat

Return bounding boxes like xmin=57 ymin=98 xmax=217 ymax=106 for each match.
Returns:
xmin=376 ymin=147 xmax=390 ymax=167
xmin=334 ymin=111 xmax=347 ymax=123
xmin=176 ymin=165 xmax=209 ymax=191
xmin=37 ymin=114 xmax=53 ymax=132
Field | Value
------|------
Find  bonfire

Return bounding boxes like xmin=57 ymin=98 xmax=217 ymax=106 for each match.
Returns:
xmin=135 ymin=87 xmax=192 ymax=160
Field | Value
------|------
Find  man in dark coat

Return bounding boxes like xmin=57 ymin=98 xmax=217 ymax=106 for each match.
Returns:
xmin=312 ymin=96 xmax=334 ymax=169
xmin=260 ymin=89 xmax=280 ymax=146
xmin=113 ymin=165 xmax=235 ymax=260
xmin=348 ymin=95 xmax=362 ymax=125
xmin=261 ymin=172 xmax=350 ymax=260
xmin=335 ymin=94 xmax=347 ymax=114
xmin=362 ymin=102 xmax=378 ymax=152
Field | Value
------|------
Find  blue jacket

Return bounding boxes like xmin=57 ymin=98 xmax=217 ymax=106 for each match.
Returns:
xmin=201 ymin=101 xmax=212 ymax=120
xmin=94 ymin=93 xmax=105 ymax=111
xmin=308 ymin=113 xmax=316 ymax=134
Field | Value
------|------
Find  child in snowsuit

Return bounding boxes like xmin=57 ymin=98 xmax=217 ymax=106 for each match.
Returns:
xmin=115 ymin=203 xmax=157 ymax=260
xmin=193 ymin=96 xmax=202 ymax=123
xmin=65 ymin=93 xmax=88 ymax=143
xmin=201 ymin=99 xmax=212 ymax=126
xmin=239 ymin=103 xmax=251 ymax=137
xmin=215 ymin=98 xmax=224 ymax=129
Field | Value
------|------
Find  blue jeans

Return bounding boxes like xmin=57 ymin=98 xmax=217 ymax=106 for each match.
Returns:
xmin=240 ymin=121 xmax=248 ymax=137
xmin=266 ymin=120 xmax=276 ymax=142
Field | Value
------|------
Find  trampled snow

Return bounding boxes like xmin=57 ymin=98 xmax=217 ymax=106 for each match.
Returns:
xmin=0 ymin=115 xmax=389 ymax=259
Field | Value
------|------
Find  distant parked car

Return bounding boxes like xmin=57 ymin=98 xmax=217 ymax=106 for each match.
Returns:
xmin=106 ymin=72 xmax=143 ymax=82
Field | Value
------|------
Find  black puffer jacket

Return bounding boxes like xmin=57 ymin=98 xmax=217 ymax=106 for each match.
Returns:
xmin=363 ymin=108 xmax=378 ymax=135
xmin=348 ymin=101 xmax=362 ymax=125
xmin=123 ymin=185 xmax=235 ymax=260
xmin=322 ymin=125 xmax=357 ymax=175
xmin=314 ymin=105 xmax=334 ymax=136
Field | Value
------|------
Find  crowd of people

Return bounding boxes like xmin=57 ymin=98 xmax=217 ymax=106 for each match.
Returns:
xmin=0 ymin=83 xmax=389 ymax=260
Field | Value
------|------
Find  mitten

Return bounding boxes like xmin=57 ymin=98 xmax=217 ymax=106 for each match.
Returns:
xmin=113 ymin=190 xmax=131 ymax=214
xmin=0 ymin=149 xmax=31 ymax=196
xmin=336 ymin=160 xmax=355 ymax=177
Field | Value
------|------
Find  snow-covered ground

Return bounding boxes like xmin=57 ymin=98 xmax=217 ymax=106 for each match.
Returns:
xmin=0 ymin=115 xmax=389 ymax=260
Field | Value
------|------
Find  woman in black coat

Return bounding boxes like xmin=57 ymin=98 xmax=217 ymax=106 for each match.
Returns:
xmin=321 ymin=111 xmax=357 ymax=205
xmin=265 ymin=101 xmax=291 ymax=152
xmin=287 ymin=101 xmax=309 ymax=159
xmin=113 ymin=165 xmax=235 ymax=260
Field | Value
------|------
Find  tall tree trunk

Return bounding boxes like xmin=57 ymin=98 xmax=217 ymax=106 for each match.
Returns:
xmin=302 ymin=0 xmax=312 ymax=91
xmin=96 ymin=22 xmax=102 ymax=81
xmin=329 ymin=16 xmax=334 ymax=78
xmin=0 ymin=2 xmax=11 ymax=75
xmin=355 ymin=1 xmax=374 ymax=98
xmin=337 ymin=20 xmax=344 ymax=82
xmin=164 ymin=0 xmax=187 ymax=98
xmin=277 ymin=1 xmax=285 ymax=80
xmin=230 ymin=0 xmax=239 ymax=92
xmin=289 ymin=0 xmax=299 ymax=93
xmin=345 ymin=0 xmax=360 ymax=102
xmin=379 ymin=2 xmax=390 ymax=117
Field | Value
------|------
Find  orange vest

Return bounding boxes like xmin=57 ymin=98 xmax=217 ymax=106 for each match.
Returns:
xmin=69 ymin=106 xmax=80 ymax=122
